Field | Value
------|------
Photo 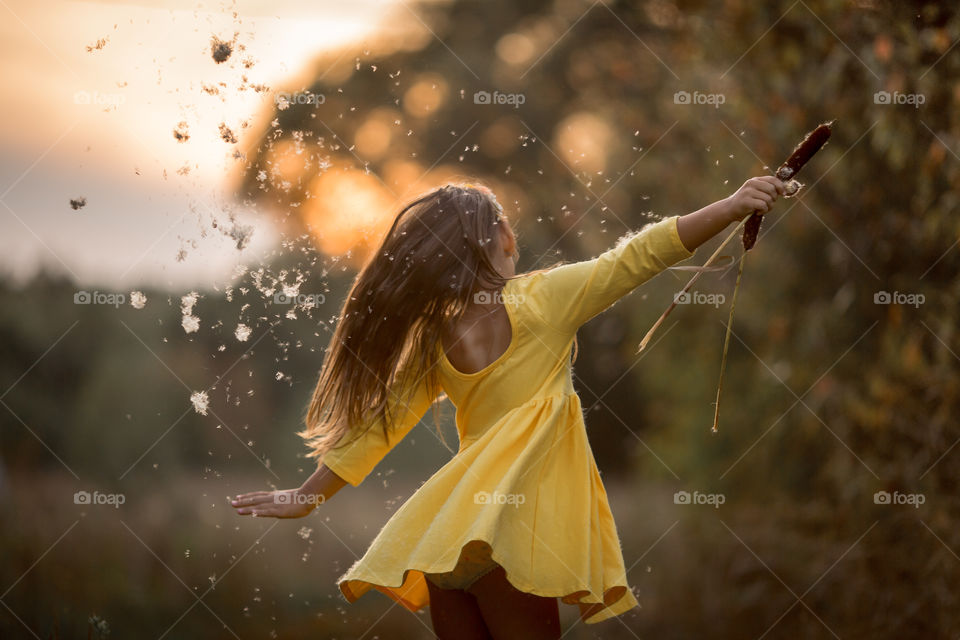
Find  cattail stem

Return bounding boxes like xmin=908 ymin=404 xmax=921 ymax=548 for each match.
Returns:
xmin=637 ymin=217 xmax=749 ymax=353
xmin=712 ymin=250 xmax=746 ymax=433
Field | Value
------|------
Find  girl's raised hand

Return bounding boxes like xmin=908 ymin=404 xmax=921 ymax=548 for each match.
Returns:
xmin=231 ymin=489 xmax=321 ymax=518
xmin=724 ymin=176 xmax=786 ymax=221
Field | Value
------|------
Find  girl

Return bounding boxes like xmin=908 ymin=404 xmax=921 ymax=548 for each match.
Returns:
xmin=232 ymin=176 xmax=785 ymax=639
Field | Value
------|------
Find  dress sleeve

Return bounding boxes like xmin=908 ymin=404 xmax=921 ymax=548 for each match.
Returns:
xmin=523 ymin=215 xmax=696 ymax=335
xmin=321 ymin=368 xmax=439 ymax=487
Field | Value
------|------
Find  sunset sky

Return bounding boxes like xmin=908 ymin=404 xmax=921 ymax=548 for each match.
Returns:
xmin=0 ymin=0 xmax=405 ymax=289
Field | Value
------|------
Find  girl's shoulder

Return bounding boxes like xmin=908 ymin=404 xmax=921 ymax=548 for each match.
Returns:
xmin=504 ymin=268 xmax=545 ymax=303
xmin=504 ymin=268 xmax=564 ymax=332
xmin=509 ymin=262 xmax=565 ymax=290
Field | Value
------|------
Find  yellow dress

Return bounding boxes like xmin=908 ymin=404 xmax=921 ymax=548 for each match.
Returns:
xmin=321 ymin=215 xmax=696 ymax=624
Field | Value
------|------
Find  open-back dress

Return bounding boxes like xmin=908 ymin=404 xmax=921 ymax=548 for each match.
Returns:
xmin=321 ymin=215 xmax=696 ymax=624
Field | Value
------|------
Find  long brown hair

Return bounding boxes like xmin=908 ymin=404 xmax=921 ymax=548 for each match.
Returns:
xmin=299 ymin=183 xmax=517 ymax=459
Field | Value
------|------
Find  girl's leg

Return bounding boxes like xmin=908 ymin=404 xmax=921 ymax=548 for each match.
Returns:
xmin=466 ymin=566 xmax=561 ymax=640
xmin=425 ymin=578 xmax=493 ymax=640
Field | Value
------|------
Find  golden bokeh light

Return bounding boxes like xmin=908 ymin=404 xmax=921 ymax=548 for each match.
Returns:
xmin=554 ymin=111 xmax=612 ymax=174
xmin=264 ymin=139 xmax=313 ymax=189
xmin=481 ymin=116 xmax=524 ymax=159
xmin=383 ymin=159 xmax=427 ymax=191
xmin=303 ymin=168 xmax=397 ymax=260
xmin=495 ymin=32 xmax=536 ymax=66
xmin=355 ymin=108 xmax=400 ymax=161
xmin=403 ymin=73 xmax=449 ymax=117
xmin=299 ymin=159 xmax=496 ymax=265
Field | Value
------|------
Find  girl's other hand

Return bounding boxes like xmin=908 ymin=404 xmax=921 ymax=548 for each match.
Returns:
xmin=231 ymin=489 xmax=320 ymax=518
xmin=724 ymin=176 xmax=786 ymax=221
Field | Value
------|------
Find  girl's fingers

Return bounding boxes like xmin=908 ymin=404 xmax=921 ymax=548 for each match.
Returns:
xmin=233 ymin=490 xmax=269 ymax=499
xmin=751 ymin=179 xmax=779 ymax=199
xmin=231 ymin=492 xmax=273 ymax=507
xmin=746 ymin=197 xmax=769 ymax=213
xmin=749 ymin=187 xmax=774 ymax=203
xmin=760 ymin=175 xmax=787 ymax=195
xmin=750 ymin=179 xmax=774 ymax=196
xmin=746 ymin=191 xmax=774 ymax=210
xmin=754 ymin=187 xmax=778 ymax=205
xmin=235 ymin=504 xmax=276 ymax=516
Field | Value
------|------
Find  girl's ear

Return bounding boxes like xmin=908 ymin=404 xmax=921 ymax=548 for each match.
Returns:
xmin=498 ymin=219 xmax=516 ymax=255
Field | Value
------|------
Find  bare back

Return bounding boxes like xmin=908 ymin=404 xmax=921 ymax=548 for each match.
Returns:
xmin=441 ymin=303 xmax=513 ymax=375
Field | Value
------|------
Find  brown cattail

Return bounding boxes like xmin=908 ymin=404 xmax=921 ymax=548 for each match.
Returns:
xmin=742 ymin=121 xmax=834 ymax=251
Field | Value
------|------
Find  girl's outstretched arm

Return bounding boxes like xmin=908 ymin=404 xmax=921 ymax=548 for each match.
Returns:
xmin=231 ymin=463 xmax=347 ymax=518
xmin=676 ymin=175 xmax=786 ymax=251
xmin=516 ymin=175 xmax=787 ymax=335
